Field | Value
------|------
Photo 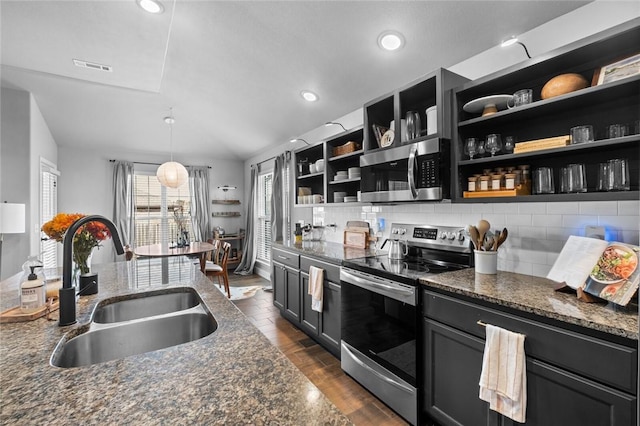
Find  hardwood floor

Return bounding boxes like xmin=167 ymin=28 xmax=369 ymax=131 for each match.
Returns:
xmin=227 ymin=273 xmax=409 ymax=426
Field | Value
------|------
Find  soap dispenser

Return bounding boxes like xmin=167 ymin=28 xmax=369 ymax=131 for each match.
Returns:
xmin=20 ymin=264 xmax=46 ymax=314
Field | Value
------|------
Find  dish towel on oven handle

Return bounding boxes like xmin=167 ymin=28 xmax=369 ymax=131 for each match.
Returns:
xmin=308 ymin=266 xmax=324 ymax=312
xmin=479 ymin=324 xmax=527 ymax=423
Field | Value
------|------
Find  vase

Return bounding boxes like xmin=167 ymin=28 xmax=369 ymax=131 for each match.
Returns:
xmin=72 ymin=249 xmax=93 ymax=287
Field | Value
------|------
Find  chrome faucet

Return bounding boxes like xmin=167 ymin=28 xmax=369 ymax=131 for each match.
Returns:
xmin=59 ymin=215 xmax=125 ymax=326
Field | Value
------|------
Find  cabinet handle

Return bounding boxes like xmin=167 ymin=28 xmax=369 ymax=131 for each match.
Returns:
xmin=277 ymin=255 xmax=289 ymax=260
xmin=477 ymin=320 xmax=487 ymax=327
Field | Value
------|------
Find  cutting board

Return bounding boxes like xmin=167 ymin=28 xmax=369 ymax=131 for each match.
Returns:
xmin=344 ymin=230 xmax=368 ymax=248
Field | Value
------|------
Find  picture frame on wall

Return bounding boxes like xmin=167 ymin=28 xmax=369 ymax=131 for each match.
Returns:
xmin=592 ymin=52 xmax=640 ymax=86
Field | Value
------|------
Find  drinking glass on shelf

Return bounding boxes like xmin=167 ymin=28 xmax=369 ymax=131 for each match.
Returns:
xmin=503 ymin=136 xmax=516 ymax=154
xmin=486 ymin=134 xmax=502 ymax=156
xmin=476 ymin=140 xmax=486 ymax=157
xmin=464 ymin=138 xmax=478 ymax=159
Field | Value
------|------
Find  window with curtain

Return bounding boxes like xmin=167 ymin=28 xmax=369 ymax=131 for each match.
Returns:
xmin=133 ymin=173 xmax=193 ymax=246
xmin=40 ymin=160 xmax=59 ymax=269
xmin=257 ymin=171 xmax=273 ymax=262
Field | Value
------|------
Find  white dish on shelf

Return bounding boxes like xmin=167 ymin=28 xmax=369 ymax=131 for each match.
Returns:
xmin=463 ymin=94 xmax=513 ymax=115
xmin=344 ymin=196 xmax=357 ymax=203
xmin=380 ymin=129 xmax=394 ymax=147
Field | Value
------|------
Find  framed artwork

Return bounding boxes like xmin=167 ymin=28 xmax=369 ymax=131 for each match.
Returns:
xmin=592 ymin=52 xmax=640 ymax=86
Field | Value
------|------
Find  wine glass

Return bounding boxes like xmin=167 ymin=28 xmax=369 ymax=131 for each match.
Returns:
xmin=476 ymin=140 xmax=485 ymax=157
xmin=504 ymin=136 xmax=516 ymax=154
xmin=464 ymin=138 xmax=478 ymax=159
xmin=486 ymin=134 xmax=502 ymax=156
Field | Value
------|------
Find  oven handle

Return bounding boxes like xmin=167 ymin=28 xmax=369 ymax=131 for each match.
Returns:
xmin=342 ymin=343 xmax=414 ymax=393
xmin=407 ymin=143 xmax=418 ymax=199
xmin=341 ymin=270 xmax=413 ymax=296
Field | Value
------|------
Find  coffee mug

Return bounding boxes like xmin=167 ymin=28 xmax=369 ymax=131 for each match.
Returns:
xmin=507 ymin=89 xmax=533 ymax=108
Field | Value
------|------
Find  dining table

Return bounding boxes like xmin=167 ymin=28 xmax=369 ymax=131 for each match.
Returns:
xmin=134 ymin=241 xmax=215 ymax=282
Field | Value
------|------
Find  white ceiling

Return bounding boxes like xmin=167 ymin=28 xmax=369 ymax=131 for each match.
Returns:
xmin=1 ymin=0 xmax=590 ymax=161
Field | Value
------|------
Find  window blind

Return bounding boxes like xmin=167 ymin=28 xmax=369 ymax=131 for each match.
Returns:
xmin=40 ymin=166 xmax=59 ymax=269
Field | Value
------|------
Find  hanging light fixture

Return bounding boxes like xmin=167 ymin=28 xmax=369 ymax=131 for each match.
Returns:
xmin=157 ymin=108 xmax=188 ymax=188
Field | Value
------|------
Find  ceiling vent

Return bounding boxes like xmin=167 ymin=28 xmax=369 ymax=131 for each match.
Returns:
xmin=73 ymin=59 xmax=112 ymax=72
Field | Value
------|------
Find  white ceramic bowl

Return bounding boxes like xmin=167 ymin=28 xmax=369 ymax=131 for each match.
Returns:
xmin=315 ymin=159 xmax=325 ymax=172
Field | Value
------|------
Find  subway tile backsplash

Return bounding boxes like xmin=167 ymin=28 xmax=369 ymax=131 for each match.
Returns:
xmin=313 ymin=200 xmax=639 ymax=279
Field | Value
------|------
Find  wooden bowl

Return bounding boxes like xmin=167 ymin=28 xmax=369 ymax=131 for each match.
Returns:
xmin=541 ymin=73 xmax=589 ymax=99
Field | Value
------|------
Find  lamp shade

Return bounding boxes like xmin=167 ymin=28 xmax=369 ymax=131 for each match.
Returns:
xmin=156 ymin=161 xmax=188 ymax=188
xmin=0 ymin=203 xmax=26 ymax=233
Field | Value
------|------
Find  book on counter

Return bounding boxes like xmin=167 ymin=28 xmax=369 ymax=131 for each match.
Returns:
xmin=547 ymin=236 xmax=639 ymax=306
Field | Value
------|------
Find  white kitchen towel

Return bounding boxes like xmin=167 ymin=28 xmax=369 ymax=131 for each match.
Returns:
xmin=479 ymin=324 xmax=527 ymax=423
xmin=308 ymin=266 xmax=324 ymax=312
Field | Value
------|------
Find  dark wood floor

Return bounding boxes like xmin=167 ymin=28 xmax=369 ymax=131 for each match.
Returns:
xmin=227 ymin=273 xmax=409 ymax=426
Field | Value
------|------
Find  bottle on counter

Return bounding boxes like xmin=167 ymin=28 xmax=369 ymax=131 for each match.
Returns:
xmin=294 ymin=223 xmax=302 ymax=243
xmin=20 ymin=265 xmax=46 ymax=313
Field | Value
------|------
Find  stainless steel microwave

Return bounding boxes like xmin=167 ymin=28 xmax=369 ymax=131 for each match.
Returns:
xmin=359 ymin=138 xmax=449 ymax=203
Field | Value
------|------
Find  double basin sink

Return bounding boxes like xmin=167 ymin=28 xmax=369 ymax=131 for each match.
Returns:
xmin=50 ymin=287 xmax=217 ymax=368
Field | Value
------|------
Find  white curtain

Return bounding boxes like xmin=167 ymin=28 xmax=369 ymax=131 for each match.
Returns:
xmin=188 ymin=166 xmax=211 ymax=242
xmin=234 ymin=165 xmax=258 ymax=275
xmin=112 ymin=161 xmax=134 ymax=255
xmin=270 ymin=154 xmax=285 ymax=243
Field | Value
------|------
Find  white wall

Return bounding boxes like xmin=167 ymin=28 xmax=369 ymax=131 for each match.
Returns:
xmin=57 ymin=146 xmax=244 ymax=265
xmin=247 ymin=2 xmax=640 ymax=280
xmin=0 ymin=88 xmax=30 ymax=279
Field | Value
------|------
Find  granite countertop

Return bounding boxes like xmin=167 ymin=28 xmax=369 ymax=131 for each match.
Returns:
xmin=0 ymin=258 xmax=351 ymax=425
xmin=273 ymin=240 xmax=378 ymax=264
xmin=421 ymin=269 xmax=638 ymax=341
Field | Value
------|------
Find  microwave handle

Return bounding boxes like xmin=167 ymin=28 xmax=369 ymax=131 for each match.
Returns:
xmin=407 ymin=143 xmax=418 ymax=199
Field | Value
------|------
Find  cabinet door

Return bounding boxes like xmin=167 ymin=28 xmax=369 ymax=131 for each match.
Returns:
xmin=319 ymin=280 xmax=341 ymax=357
xmin=502 ymin=359 xmax=637 ymax=426
xmin=423 ymin=318 xmax=496 ymax=426
xmin=271 ymin=262 xmax=286 ymax=311
xmin=300 ymin=273 xmax=319 ymax=335
xmin=283 ymin=268 xmax=300 ymax=324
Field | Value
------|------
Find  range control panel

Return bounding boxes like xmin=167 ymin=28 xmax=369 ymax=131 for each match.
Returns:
xmin=389 ymin=223 xmax=471 ymax=253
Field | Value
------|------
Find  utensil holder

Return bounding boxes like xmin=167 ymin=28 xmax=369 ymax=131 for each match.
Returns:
xmin=474 ymin=250 xmax=497 ymax=274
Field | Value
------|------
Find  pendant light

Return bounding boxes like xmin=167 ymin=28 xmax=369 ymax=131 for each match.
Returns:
xmin=156 ymin=108 xmax=188 ymax=188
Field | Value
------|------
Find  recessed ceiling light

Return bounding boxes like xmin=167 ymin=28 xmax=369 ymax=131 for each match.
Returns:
xmin=300 ymin=90 xmax=319 ymax=102
xmin=137 ymin=0 xmax=164 ymax=14
xmin=378 ymin=31 xmax=405 ymax=51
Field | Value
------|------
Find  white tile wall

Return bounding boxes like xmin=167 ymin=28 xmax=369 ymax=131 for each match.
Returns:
xmin=314 ymin=200 xmax=639 ymax=279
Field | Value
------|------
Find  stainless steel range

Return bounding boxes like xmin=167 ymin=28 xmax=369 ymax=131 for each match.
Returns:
xmin=340 ymin=223 xmax=473 ymax=425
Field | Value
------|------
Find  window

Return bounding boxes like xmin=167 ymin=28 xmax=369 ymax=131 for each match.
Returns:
xmin=133 ymin=174 xmax=192 ymax=247
xmin=257 ymin=171 xmax=273 ymax=262
xmin=40 ymin=159 xmax=59 ymax=269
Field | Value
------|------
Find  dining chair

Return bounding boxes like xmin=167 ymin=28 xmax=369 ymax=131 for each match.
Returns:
xmin=197 ymin=239 xmax=221 ymax=270
xmin=206 ymin=241 xmax=231 ymax=298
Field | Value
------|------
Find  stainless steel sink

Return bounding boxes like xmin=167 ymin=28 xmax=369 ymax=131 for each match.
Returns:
xmin=92 ymin=287 xmax=200 ymax=323
xmin=51 ymin=288 xmax=217 ymax=368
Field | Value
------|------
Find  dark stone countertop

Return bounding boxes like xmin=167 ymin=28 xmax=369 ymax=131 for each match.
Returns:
xmin=421 ymin=269 xmax=638 ymax=341
xmin=273 ymin=240 xmax=378 ymax=265
xmin=0 ymin=258 xmax=351 ymax=425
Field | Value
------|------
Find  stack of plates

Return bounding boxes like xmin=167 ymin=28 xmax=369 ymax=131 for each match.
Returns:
xmin=348 ymin=167 xmax=361 ymax=179
xmin=333 ymin=191 xmax=347 ymax=203
xmin=334 ymin=171 xmax=348 ymax=181
xmin=344 ymin=196 xmax=357 ymax=203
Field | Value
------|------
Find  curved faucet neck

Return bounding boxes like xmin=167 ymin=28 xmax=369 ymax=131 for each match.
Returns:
xmin=62 ymin=215 xmax=125 ymax=289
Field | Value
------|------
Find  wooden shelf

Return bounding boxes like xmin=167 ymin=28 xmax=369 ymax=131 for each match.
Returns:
xmin=212 ymin=212 xmax=241 ymax=217
xmin=212 ymin=199 xmax=240 ymax=205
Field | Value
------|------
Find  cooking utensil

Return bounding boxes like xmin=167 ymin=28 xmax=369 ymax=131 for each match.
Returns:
xmin=477 ymin=220 xmax=490 ymax=250
xmin=492 ymin=230 xmax=501 ymax=251
xmin=495 ymin=228 xmax=508 ymax=250
xmin=468 ymin=225 xmax=480 ymax=251
xmin=483 ymin=236 xmax=494 ymax=251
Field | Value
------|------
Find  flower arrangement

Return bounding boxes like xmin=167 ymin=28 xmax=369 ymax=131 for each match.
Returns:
xmin=42 ymin=213 xmax=111 ymax=275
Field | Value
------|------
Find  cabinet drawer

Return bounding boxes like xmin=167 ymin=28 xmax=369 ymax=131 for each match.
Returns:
xmin=272 ymin=247 xmax=299 ymax=269
xmin=423 ymin=289 xmax=638 ymax=395
xmin=300 ymin=256 xmax=341 ymax=283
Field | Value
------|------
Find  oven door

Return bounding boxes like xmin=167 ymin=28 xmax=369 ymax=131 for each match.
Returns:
xmin=359 ymin=138 xmax=448 ymax=203
xmin=340 ymin=268 xmax=418 ymax=385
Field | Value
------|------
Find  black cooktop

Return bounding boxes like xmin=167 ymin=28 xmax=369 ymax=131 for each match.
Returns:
xmin=342 ymin=254 xmax=469 ymax=286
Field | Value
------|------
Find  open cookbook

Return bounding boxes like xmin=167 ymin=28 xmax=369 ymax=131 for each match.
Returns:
xmin=547 ymin=236 xmax=639 ymax=306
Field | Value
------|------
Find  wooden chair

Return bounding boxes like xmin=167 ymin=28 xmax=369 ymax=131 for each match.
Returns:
xmin=206 ymin=241 xmax=231 ymax=298
xmin=198 ymin=239 xmax=221 ymax=271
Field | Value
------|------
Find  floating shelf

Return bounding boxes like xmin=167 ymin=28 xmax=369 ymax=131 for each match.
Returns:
xmin=212 ymin=199 xmax=240 ymax=205
xmin=212 ymin=212 xmax=241 ymax=217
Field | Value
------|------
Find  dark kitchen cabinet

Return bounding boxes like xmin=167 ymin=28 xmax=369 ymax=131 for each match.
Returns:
xmin=300 ymin=256 xmax=342 ymax=357
xmin=452 ymin=19 xmax=640 ymax=203
xmin=294 ymin=126 xmax=364 ymax=206
xmin=422 ymin=289 xmax=637 ymax=426
xmin=271 ymin=247 xmax=300 ymax=323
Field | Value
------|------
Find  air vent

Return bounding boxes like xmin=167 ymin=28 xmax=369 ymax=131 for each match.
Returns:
xmin=73 ymin=59 xmax=112 ymax=72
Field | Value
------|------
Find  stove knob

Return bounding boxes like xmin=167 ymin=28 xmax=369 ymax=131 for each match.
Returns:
xmin=391 ymin=228 xmax=399 ymax=235
xmin=447 ymin=232 xmax=456 ymax=240
xmin=439 ymin=232 xmax=447 ymax=239
xmin=457 ymin=232 xmax=465 ymax=242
